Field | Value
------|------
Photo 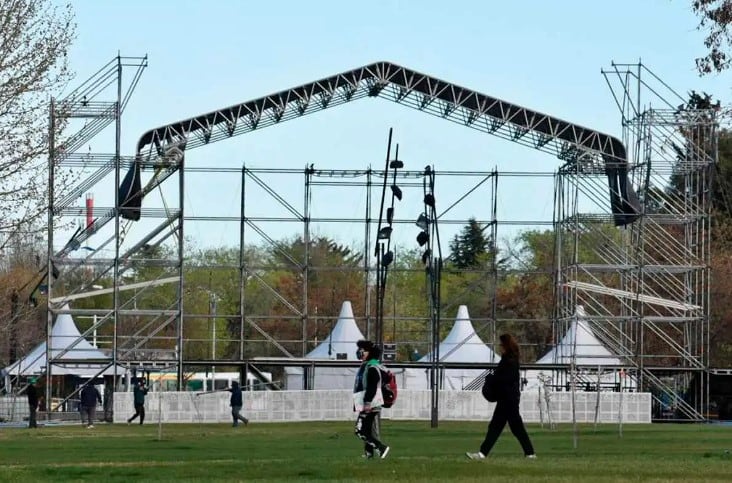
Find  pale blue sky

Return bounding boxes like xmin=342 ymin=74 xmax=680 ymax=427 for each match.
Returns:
xmin=60 ymin=0 xmax=731 ymax=255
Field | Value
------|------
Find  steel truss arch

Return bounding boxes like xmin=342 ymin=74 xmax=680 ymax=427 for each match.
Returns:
xmin=136 ymin=61 xmax=639 ymax=226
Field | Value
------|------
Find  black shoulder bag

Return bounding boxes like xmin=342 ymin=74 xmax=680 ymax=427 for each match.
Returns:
xmin=481 ymin=372 xmax=498 ymax=402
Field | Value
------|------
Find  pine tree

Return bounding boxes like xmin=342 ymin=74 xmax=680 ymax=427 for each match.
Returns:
xmin=449 ymin=218 xmax=491 ymax=269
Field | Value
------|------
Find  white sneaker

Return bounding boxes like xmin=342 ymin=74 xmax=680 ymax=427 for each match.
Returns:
xmin=526 ymin=454 xmax=537 ymax=459
xmin=380 ymin=446 xmax=390 ymax=459
xmin=466 ymin=452 xmax=485 ymax=460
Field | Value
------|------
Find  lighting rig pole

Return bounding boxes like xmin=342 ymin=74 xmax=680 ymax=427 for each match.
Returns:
xmin=416 ymin=166 xmax=442 ymax=428
xmin=373 ymin=128 xmax=403 ymax=349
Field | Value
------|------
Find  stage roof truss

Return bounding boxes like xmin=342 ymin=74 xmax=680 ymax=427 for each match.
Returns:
xmin=136 ymin=62 xmax=627 ymax=166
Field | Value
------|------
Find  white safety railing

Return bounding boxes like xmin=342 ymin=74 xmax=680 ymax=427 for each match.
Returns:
xmin=112 ymin=390 xmax=651 ymax=424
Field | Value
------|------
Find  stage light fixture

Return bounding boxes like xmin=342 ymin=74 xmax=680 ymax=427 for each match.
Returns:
xmin=415 ymin=213 xmax=429 ymax=231
xmin=389 ymin=159 xmax=404 ymax=169
xmin=391 ymin=185 xmax=403 ymax=201
xmin=382 ymin=250 xmax=394 ymax=267
xmin=417 ymin=231 xmax=429 ymax=247
xmin=387 ymin=207 xmax=394 ymax=225
xmin=377 ymin=226 xmax=393 ymax=240
xmin=423 ymin=193 xmax=435 ymax=207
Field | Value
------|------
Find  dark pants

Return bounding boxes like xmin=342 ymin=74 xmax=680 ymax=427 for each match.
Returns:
xmin=81 ymin=406 xmax=96 ymax=426
xmin=231 ymin=405 xmax=248 ymax=426
xmin=28 ymin=406 xmax=37 ymax=428
xmin=480 ymin=399 xmax=535 ymax=456
xmin=355 ymin=411 xmax=387 ymax=455
xmin=128 ymin=403 xmax=145 ymax=424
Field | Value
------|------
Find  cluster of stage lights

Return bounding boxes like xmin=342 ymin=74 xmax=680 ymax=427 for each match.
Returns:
xmin=376 ymin=164 xmax=436 ymax=266
xmin=376 ymin=158 xmax=405 ymax=267
xmin=416 ymin=166 xmax=436 ymax=265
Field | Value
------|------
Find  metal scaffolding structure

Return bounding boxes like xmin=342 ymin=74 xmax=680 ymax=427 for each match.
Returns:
xmin=35 ymin=58 xmax=717 ymax=421
xmin=236 ymin=165 xmax=510 ymax=359
xmin=44 ymin=55 xmax=170 ymax=409
xmin=553 ymin=62 xmax=716 ymax=420
xmin=123 ymin=60 xmax=640 ymax=385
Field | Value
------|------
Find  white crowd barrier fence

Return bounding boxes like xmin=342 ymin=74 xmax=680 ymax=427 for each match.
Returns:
xmin=113 ymin=390 xmax=651 ymax=424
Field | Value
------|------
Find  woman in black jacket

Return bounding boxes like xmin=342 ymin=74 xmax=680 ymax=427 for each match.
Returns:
xmin=467 ymin=333 xmax=536 ymax=459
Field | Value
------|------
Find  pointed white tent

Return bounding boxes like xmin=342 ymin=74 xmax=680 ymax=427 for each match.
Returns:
xmin=4 ymin=305 xmax=123 ymax=378
xmin=404 ymin=305 xmax=497 ymax=390
xmin=285 ymin=301 xmax=365 ymax=390
xmin=525 ymin=305 xmax=632 ymax=390
xmin=537 ymin=306 xmax=621 ymax=366
xmin=305 ymin=301 xmax=365 ymax=360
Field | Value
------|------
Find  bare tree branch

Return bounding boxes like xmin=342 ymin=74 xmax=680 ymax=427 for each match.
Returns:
xmin=0 ymin=0 xmax=76 ymax=366
xmin=0 ymin=0 xmax=76 ymax=237
xmin=693 ymin=0 xmax=732 ymax=74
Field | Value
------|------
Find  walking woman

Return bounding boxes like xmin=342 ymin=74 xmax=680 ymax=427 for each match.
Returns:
xmin=467 ymin=333 xmax=536 ymax=459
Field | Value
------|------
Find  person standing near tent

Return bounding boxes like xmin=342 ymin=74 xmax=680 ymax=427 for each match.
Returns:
xmin=80 ymin=383 xmax=102 ymax=428
xmin=103 ymin=381 xmax=114 ymax=423
xmin=227 ymin=381 xmax=249 ymax=427
xmin=127 ymin=378 xmax=148 ymax=425
xmin=25 ymin=378 xmax=39 ymax=429
xmin=353 ymin=340 xmax=390 ymax=459
xmin=467 ymin=333 xmax=536 ymax=460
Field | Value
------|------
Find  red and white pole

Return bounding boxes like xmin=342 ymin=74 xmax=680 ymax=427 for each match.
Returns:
xmin=86 ymin=193 xmax=94 ymax=231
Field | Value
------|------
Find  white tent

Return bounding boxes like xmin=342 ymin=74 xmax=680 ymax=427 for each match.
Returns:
xmin=525 ymin=305 xmax=631 ymax=390
xmin=285 ymin=301 xmax=365 ymax=390
xmin=404 ymin=305 xmax=497 ymax=390
xmin=4 ymin=305 xmax=123 ymax=378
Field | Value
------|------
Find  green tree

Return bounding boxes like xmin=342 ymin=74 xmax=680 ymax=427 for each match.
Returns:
xmin=257 ymin=236 xmax=367 ymax=356
xmin=383 ymin=247 xmax=429 ymax=349
xmin=448 ymin=218 xmax=492 ymax=269
xmin=667 ymin=91 xmax=732 ymax=366
xmin=669 ymin=92 xmax=725 ymax=212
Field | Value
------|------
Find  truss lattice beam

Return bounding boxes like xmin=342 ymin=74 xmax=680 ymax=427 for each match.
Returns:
xmin=136 ymin=61 xmax=639 ymax=225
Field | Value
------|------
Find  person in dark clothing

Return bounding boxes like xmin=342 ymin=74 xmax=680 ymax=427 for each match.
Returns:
xmin=353 ymin=339 xmax=370 ymax=457
xmin=26 ymin=378 xmax=38 ymax=429
xmin=227 ymin=381 xmax=249 ymax=427
xmin=103 ymin=382 xmax=113 ymax=423
xmin=353 ymin=340 xmax=390 ymax=459
xmin=467 ymin=333 xmax=536 ymax=460
xmin=127 ymin=378 xmax=148 ymax=424
xmin=353 ymin=340 xmax=370 ymax=402
xmin=80 ymin=384 xmax=102 ymax=428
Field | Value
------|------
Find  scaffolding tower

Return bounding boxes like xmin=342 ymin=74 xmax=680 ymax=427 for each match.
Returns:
xmin=44 ymin=55 xmax=168 ymax=409
xmin=554 ymin=62 xmax=716 ymax=420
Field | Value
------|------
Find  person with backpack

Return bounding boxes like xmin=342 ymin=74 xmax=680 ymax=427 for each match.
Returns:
xmin=467 ymin=333 xmax=536 ymax=460
xmin=353 ymin=340 xmax=390 ymax=459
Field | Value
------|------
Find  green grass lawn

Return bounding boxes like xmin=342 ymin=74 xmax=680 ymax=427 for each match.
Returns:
xmin=0 ymin=421 xmax=729 ymax=482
